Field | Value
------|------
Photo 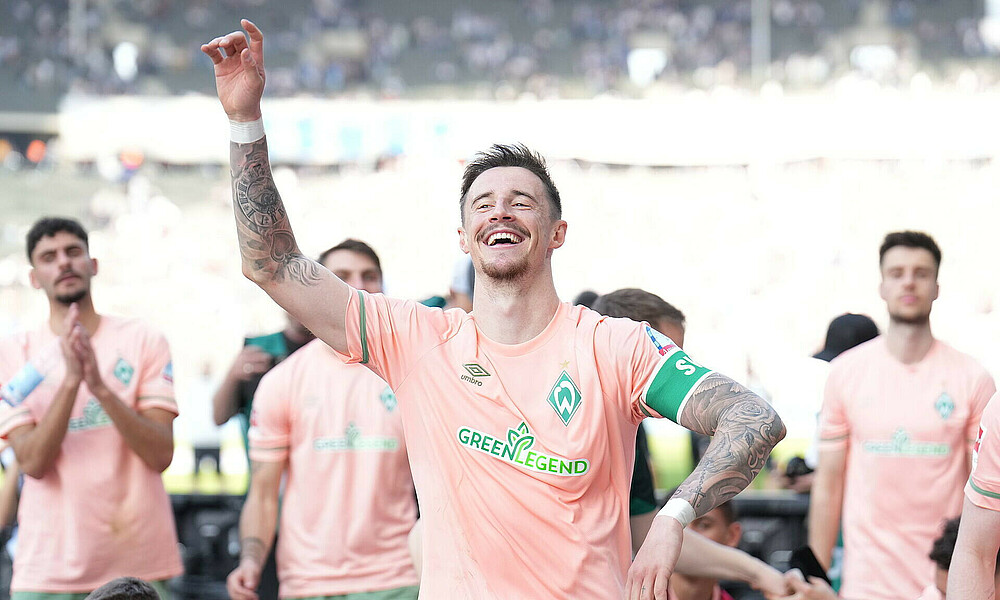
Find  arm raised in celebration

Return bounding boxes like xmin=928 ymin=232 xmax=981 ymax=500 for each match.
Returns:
xmin=202 ymin=20 xmax=351 ymax=353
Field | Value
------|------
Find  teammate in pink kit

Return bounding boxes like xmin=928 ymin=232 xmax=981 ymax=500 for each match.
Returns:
xmin=227 ymin=239 xmax=418 ymax=600
xmin=202 ymin=20 xmax=786 ymax=600
xmin=810 ymin=231 xmax=995 ymax=600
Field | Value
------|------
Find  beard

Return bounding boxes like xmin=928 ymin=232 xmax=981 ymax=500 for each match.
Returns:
xmin=480 ymin=254 xmax=532 ymax=281
xmin=889 ymin=308 xmax=931 ymax=326
xmin=55 ymin=289 xmax=87 ymax=306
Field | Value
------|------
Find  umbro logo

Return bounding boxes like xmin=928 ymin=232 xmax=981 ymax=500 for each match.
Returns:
xmin=461 ymin=363 xmax=490 ymax=387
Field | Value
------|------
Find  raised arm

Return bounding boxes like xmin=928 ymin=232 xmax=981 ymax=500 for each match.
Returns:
xmin=201 ymin=20 xmax=351 ymax=353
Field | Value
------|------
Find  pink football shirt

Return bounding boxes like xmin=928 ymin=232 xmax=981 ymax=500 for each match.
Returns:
xmin=818 ymin=338 xmax=995 ymax=600
xmin=966 ymin=392 xmax=1000 ymax=511
xmin=248 ymin=339 xmax=418 ymax=597
xmin=334 ymin=291 xmax=714 ymax=599
xmin=0 ymin=317 xmax=182 ymax=593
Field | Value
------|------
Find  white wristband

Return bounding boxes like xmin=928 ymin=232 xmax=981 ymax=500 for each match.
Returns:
xmin=660 ymin=498 xmax=697 ymax=528
xmin=230 ymin=118 xmax=265 ymax=144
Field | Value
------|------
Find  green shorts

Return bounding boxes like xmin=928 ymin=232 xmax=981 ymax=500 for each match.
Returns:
xmin=293 ymin=585 xmax=419 ymax=600
xmin=12 ymin=580 xmax=170 ymax=600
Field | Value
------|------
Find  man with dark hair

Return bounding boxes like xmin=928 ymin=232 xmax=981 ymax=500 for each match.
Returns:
xmin=810 ymin=230 xmax=995 ymax=599
xmin=203 ymin=23 xmax=785 ymax=599
xmin=227 ymin=240 xmax=418 ymax=600
xmin=84 ymin=577 xmax=160 ymax=600
xmin=0 ymin=217 xmax=181 ymax=598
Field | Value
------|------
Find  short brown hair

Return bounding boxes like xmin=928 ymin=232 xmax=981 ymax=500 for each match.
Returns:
xmin=85 ymin=577 xmax=160 ymax=600
xmin=592 ymin=288 xmax=685 ymax=329
xmin=460 ymin=143 xmax=561 ymax=221
xmin=318 ymin=239 xmax=382 ymax=274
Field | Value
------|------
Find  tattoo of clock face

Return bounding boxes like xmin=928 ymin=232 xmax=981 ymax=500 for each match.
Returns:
xmin=235 ymin=163 xmax=285 ymax=233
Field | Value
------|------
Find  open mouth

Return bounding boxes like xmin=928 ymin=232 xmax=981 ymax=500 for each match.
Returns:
xmin=485 ymin=231 xmax=525 ymax=247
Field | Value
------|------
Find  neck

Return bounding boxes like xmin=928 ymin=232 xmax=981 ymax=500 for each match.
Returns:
xmin=885 ymin=319 xmax=934 ymax=364
xmin=670 ymin=575 xmax=717 ymax=600
xmin=471 ymin=264 xmax=561 ymax=345
xmin=48 ymin=295 xmax=100 ymax=335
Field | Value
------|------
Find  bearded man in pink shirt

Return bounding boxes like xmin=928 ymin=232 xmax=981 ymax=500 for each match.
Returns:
xmin=809 ymin=231 xmax=995 ymax=600
xmin=202 ymin=21 xmax=787 ymax=600
xmin=0 ymin=217 xmax=182 ymax=598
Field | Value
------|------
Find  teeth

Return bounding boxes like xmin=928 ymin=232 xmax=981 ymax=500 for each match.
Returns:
xmin=487 ymin=232 xmax=523 ymax=246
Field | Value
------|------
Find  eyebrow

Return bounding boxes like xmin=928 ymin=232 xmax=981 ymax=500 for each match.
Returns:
xmin=472 ymin=189 xmax=537 ymax=203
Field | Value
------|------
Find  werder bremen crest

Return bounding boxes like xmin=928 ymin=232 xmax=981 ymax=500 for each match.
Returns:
xmin=380 ymin=386 xmax=398 ymax=412
xmin=935 ymin=392 xmax=955 ymax=420
xmin=547 ymin=370 xmax=582 ymax=426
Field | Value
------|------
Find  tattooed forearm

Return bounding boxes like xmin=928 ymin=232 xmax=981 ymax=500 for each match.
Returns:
xmin=240 ymin=536 xmax=267 ymax=565
xmin=230 ymin=138 xmax=322 ymax=286
xmin=672 ymin=373 xmax=785 ymax=516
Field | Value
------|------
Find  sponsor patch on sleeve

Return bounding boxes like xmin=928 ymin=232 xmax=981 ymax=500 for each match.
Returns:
xmin=162 ymin=361 xmax=173 ymax=384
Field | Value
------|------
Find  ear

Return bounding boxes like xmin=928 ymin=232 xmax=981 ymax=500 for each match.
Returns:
xmin=725 ymin=522 xmax=742 ymax=547
xmin=458 ymin=226 xmax=470 ymax=254
xmin=90 ymin=257 xmax=99 ymax=276
xmin=29 ymin=268 xmax=40 ymax=290
xmin=932 ymin=281 xmax=939 ymax=301
xmin=549 ymin=219 xmax=567 ymax=250
xmin=878 ymin=277 xmax=889 ymax=302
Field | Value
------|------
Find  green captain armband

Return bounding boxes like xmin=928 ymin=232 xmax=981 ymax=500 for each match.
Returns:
xmin=640 ymin=325 xmax=713 ymax=422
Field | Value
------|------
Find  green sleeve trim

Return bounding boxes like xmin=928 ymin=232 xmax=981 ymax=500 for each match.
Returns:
xmin=358 ymin=290 xmax=370 ymax=365
xmin=643 ymin=350 xmax=712 ymax=422
xmin=969 ymin=479 xmax=1000 ymax=500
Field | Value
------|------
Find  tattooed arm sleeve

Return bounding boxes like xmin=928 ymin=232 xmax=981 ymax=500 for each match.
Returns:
xmin=672 ymin=373 xmax=785 ymax=517
xmin=230 ymin=138 xmax=352 ymax=352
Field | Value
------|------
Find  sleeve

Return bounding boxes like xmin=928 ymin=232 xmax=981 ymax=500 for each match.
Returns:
xmin=597 ymin=318 xmax=713 ymax=424
xmin=967 ymin=370 xmax=997 ymax=445
xmin=247 ymin=365 xmax=291 ymax=463
xmin=816 ymin=364 xmax=850 ymax=451
xmin=135 ymin=328 xmax=178 ymax=415
xmin=967 ymin=393 xmax=1000 ymax=511
xmin=0 ymin=335 xmax=37 ymax=438
xmin=334 ymin=290 xmax=458 ymax=390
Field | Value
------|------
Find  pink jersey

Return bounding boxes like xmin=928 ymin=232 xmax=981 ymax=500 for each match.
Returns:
xmin=0 ymin=317 xmax=182 ymax=593
xmin=966 ymin=392 xmax=1000 ymax=511
xmin=334 ymin=291 xmax=714 ymax=599
xmin=818 ymin=338 xmax=995 ymax=600
xmin=248 ymin=339 xmax=418 ymax=597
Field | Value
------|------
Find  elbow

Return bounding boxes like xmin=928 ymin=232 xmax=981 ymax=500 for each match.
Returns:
xmin=772 ymin=410 xmax=787 ymax=444
xmin=20 ymin=460 xmax=47 ymax=480
xmin=147 ymin=446 xmax=175 ymax=474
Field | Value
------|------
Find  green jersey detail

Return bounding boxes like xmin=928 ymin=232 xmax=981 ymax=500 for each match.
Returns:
xmin=313 ymin=422 xmax=399 ymax=452
xmin=113 ymin=358 xmax=135 ymax=385
xmin=546 ymin=370 xmax=583 ymax=426
xmin=862 ymin=428 xmax=951 ymax=457
xmin=643 ymin=350 xmax=712 ymax=422
xmin=969 ymin=479 xmax=1000 ymax=500
xmin=358 ymin=291 xmax=370 ymax=365
xmin=457 ymin=422 xmax=590 ymax=476
xmin=68 ymin=398 xmax=112 ymax=432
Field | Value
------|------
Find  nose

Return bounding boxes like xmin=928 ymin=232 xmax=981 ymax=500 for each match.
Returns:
xmin=55 ymin=251 xmax=73 ymax=270
xmin=489 ymin=201 xmax=514 ymax=222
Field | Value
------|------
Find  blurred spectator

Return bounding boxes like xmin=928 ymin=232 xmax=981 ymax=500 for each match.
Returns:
xmin=809 ymin=231 xmax=996 ymax=598
xmin=84 ymin=577 xmax=161 ymax=600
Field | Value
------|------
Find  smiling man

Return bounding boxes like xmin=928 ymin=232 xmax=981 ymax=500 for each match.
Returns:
xmin=202 ymin=21 xmax=785 ymax=600
xmin=809 ymin=231 xmax=996 ymax=600
xmin=0 ymin=217 xmax=181 ymax=598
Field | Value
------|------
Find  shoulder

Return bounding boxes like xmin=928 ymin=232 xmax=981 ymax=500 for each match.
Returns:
xmin=828 ymin=336 xmax=882 ymax=372
xmin=935 ymin=340 xmax=992 ymax=378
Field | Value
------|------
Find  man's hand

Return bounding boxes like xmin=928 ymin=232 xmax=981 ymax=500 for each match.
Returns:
xmin=752 ymin=563 xmax=795 ymax=599
xmin=232 ymin=346 xmax=272 ymax=382
xmin=226 ymin=560 xmax=262 ymax=600
xmin=201 ymin=19 xmax=266 ymax=122
xmin=69 ymin=325 xmax=107 ymax=397
xmin=625 ymin=514 xmax=683 ymax=599
xmin=59 ymin=303 xmax=83 ymax=385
